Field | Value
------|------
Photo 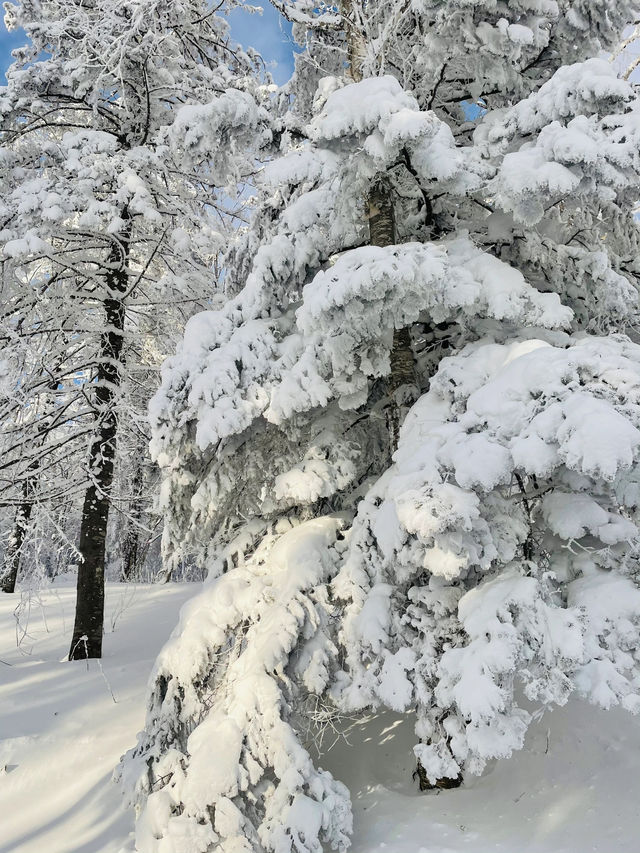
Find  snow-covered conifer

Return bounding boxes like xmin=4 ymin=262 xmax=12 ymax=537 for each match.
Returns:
xmin=121 ymin=2 xmax=640 ymax=850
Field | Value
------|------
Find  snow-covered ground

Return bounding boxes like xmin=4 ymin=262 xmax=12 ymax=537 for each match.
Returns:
xmin=318 ymin=703 xmax=640 ymax=853
xmin=0 ymin=581 xmax=198 ymax=853
xmin=2 ymin=581 xmax=640 ymax=853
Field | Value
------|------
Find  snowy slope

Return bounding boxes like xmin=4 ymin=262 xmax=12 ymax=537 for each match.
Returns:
xmin=0 ymin=581 xmax=198 ymax=853
xmin=2 ymin=581 xmax=640 ymax=853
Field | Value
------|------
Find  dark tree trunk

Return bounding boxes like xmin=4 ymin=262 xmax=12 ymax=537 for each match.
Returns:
xmin=69 ymin=222 xmax=129 ymax=660
xmin=368 ymin=178 xmax=416 ymax=445
xmin=121 ymin=461 xmax=144 ymax=581
xmin=121 ymin=516 xmax=141 ymax=582
xmin=368 ymin=179 xmax=416 ymax=392
xmin=415 ymin=762 xmax=463 ymax=791
xmin=0 ymin=483 xmax=33 ymax=593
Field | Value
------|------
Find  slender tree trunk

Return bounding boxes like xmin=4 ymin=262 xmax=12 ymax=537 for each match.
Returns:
xmin=69 ymin=222 xmax=129 ymax=660
xmin=1 ymin=359 xmax=75 ymax=593
xmin=0 ymin=481 xmax=33 ymax=593
xmin=368 ymin=178 xmax=416 ymax=451
xmin=122 ymin=517 xmax=141 ymax=581
xmin=121 ymin=460 xmax=144 ymax=580
xmin=342 ymin=3 xmax=415 ymax=415
xmin=368 ymin=178 xmax=416 ymax=398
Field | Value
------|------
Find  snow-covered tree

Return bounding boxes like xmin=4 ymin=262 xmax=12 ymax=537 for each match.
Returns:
xmin=613 ymin=21 xmax=640 ymax=80
xmin=121 ymin=2 xmax=640 ymax=851
xmin=0 ymin=0 xmax=267 ymax=646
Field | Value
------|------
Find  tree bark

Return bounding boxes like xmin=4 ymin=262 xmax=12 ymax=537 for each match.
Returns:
xmin=0 ymin=482 xmax=33 ymax=593
xmin=368 ymin=182 xmax=415 ymax=395
xmin=339 ymin=0 xmax=366 ymax=83
xmin=69 ymin=221 xmax=129 ymax=660
xmin=367 ymin=178 xmax=416 ymax=445
xmin=414 ymin=762 xmax=463 ymax=791
xmin=121 ymin=460 xmax=144 ymax=580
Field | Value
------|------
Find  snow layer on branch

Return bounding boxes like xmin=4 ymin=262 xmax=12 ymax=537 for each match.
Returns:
xmin=569 ymin=570 xmax=640 ymax=713
xmin=167 ymin=89 xmax=270 ymax=184
xmin=335 ymin=333 xmax=640 ymax=783
xmin=121 ymin=518 xmax=352 ymax=853
xmin=477 ymin=59 xmax=640 ymax=230
xmin=491 ymin=110 xmax=640 ymax=227
xmin=309 ymin=76 xmax=419 ymax=141
xmin=274 ymin=435 xmax=358 ymax=505
xmin=267 ymin=236 xmax=571 ymax=420
xmin=148 ymin=144 xmax=352 ymax=466
xmin=482 ymin=59 xmax=632 ymax=142
xmin=309 ymin=75 xmax=473 ymax=189
xmin=157 ymin=233 xmax=571 ymax=460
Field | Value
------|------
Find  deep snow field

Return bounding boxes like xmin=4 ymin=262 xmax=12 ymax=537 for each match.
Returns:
xmin=1 ymin=581 xmax=640 ymax=853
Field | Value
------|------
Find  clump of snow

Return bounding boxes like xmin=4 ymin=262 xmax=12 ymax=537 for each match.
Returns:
xmin=477 ymin=59 xmax=640 ymax=230
xmin=309 ymin=76 xmax=419 ymax=141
